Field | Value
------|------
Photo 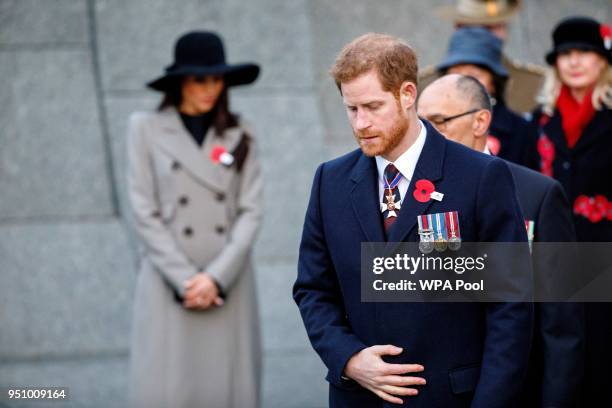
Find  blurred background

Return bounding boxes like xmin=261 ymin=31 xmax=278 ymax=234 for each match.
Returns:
xmin=0 ymin=0 xmax=609 ymax=407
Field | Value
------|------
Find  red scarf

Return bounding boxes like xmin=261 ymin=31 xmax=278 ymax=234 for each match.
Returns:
xmin=556 ymin=85 xmax=596 ymax=148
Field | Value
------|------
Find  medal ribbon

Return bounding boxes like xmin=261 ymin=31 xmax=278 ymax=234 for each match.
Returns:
xmin=435 ymin=213 xmax=447 ymax=240
xmin=383 ymin=171 xmax=402 ymax=192
xmin=418 ymin=214 xmax=429 ymax=231
xmin=445 ymin=211 xmax=461 ymax=239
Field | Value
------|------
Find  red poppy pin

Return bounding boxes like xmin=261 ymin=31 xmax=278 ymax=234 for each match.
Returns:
xmin=487 ymin=135 xmax=501 ymax=156
xmin=573 ymin=195 xmax=610 ymax=223
xmin=592 ymin=195 xmax=608 ymax=223
xmin=210 ymin=145 xmax=234 ymax=166
xmin=413 ymin=179 xmax=444 ymax=203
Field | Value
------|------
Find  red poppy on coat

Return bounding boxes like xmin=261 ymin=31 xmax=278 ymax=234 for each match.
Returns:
xmin=537 ymin=134 xmax=555 ymax=177
xmin=590 ymin=195 xmax=608 ymax=223
xmin=413 ymin=179 xmax=435 ymax=203
xmin=574 ymin=195 xmax=610 ymax=223
xmin=487 ymin=135 xmax=501 ymax=156
xmin=574 ymin=195 xmax=591 ymax=217
xmin=210 ymin=145 xmax=227 ymax=163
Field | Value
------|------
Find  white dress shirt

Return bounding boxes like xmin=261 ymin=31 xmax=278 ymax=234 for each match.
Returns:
xmin=375 ymin=120 xmax=427 ymax=207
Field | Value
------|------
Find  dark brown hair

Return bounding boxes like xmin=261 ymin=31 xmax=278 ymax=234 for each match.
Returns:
xmin=329 ymin=33 xmax=418 ymax=95
xmin=157 ymin=77 xmax=251 ymax=171
xmin=157 ymin=78 xmax=239 ymax=136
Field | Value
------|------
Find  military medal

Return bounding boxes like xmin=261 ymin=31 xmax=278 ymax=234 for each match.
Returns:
xmin=417 ymin=214 xmax=434 ymax=254
xmin=433 ymin=213 xmax=448 ymax=252
xmin=380 ymin=169 xmax=403 ymax=218
xmin=445 ymin=211 xmax=461 ymax=251
xmin=381 ymin=191 xmax=402 ymax=218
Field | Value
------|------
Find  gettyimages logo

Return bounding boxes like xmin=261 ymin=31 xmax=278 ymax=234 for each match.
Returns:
xmin=361 ymin=242 xmax=534 ymax=302
xmin=363 ymin=242 xmax=612 ymax=302
xmin=372 ymin=253 xmax=487 ymax=275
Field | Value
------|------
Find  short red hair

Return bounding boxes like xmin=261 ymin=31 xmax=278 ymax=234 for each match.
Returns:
xmin=329 ymin=33 xmax=419 ymax=95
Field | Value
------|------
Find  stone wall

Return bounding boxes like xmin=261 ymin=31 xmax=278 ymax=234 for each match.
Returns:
xmin=0 ymin=1 xmax=608 ymax=407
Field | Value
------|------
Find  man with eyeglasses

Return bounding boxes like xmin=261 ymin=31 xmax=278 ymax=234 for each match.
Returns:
xmin=418 ymin=73 xmax=584 ymax=408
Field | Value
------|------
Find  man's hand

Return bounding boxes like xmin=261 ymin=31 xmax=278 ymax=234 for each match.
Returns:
xmin=183 ymin=273 xmax=224 ymax=310
xmin=344 ymin=345 xmax=426 ymax=405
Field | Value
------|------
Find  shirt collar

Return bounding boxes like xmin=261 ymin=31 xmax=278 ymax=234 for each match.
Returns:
xmin=483 ymin=145 xmax=491 ymax=155
xmin=375 ymin=120 xmax=427 ymax=182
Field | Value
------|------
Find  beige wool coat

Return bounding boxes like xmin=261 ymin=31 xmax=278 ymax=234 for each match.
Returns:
xmin=126 ymin=107 xmax=263 ymax=408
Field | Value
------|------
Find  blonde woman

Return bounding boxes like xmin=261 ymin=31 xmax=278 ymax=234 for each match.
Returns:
xmin=530 ymin=16 xmax=611 ymax=408
xmin=532 ymin=16 xmax=611 ymax=241
xmin=127 ymin=31 xmax=263 ymax=408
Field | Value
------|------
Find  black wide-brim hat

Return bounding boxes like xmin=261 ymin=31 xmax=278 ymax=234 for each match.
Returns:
xmin=147 ymin=31 xmax=260 ymax=91
xmin=545 ymin=16 xmax=612 ymax=65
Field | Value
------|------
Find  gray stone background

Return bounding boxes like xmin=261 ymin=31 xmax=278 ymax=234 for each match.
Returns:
xmin=0 ymin=1 xmax=608 ymax=407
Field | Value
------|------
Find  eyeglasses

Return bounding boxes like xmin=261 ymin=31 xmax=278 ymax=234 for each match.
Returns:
xmin=426 ymin=109 xmax=480 ymax=127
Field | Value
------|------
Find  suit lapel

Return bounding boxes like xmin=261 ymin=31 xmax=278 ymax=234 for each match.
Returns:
xmin=350 ymin=154 xmax=386 ymax=243
xmin=387 ymin=121 xmax=446 ymax=243
xmin=152 ymin=108 xmax=242 ymax=194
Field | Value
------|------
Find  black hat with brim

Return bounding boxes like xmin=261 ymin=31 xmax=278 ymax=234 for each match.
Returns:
xmin=147 ymin=63 xmax=260 ymax=91
xmin=545 ymin=16 xmax=612 ymax=65
xmin=146 ymin=31 xmax=260 ymax=92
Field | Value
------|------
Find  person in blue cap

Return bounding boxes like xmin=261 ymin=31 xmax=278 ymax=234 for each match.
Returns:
xmin=419 ymin=0 xmax=546 ymax=114
xmin=435 ymin=26 xmax=533 ymax=167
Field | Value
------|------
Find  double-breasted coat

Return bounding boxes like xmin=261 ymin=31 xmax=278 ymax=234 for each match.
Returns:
xmin=126 ymin=107 xmax=263 ymax=408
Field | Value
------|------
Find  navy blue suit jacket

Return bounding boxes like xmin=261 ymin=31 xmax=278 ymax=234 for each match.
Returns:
xmin=508 ymin=162 xmax=584 ymax=408
xmin=294 ymin=122 xmax=534 ymax=408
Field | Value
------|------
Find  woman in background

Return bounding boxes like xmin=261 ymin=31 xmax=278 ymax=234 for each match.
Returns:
xmin=531 ymin=16 xmax=611 ymax=407
xmin=127 ymin=31 xmax=263 ymax=408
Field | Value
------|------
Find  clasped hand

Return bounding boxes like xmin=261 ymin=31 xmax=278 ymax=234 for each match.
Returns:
xmin=182 ymin=273 xmax=224 ymax=310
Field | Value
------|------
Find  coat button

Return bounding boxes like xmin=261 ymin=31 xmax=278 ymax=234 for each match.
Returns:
xmin=563 ymin=161 xmax=571 ymax=170
xmin=172 ymin=161 xmax=181 ymax=171
xmin=215 ymin=225 xmax=225 ymax=234
xmin=216 ymin=192 xmax=226 ymax=202
xmin=178 ymin=196 xmax=189 ymax=206
xmin=183 ymin=226 xmax=193 ymax=237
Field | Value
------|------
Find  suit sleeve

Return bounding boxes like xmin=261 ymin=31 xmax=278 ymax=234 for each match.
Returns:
xmin=293 ymin=164 xmax=367 ymax=389
xmin=471 ymin=158 xmax=534 ymax=408
xmin=126 ymin=113 xmax=198 ymax=295
xmin=206 ymin=133 xmax=263 ymax=292
xmin=535 ymin=181 xmax=584 ymax=407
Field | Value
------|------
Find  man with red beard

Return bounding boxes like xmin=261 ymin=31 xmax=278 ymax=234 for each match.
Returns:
xmin=293 ymin=33 xmax=533 ymax=408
